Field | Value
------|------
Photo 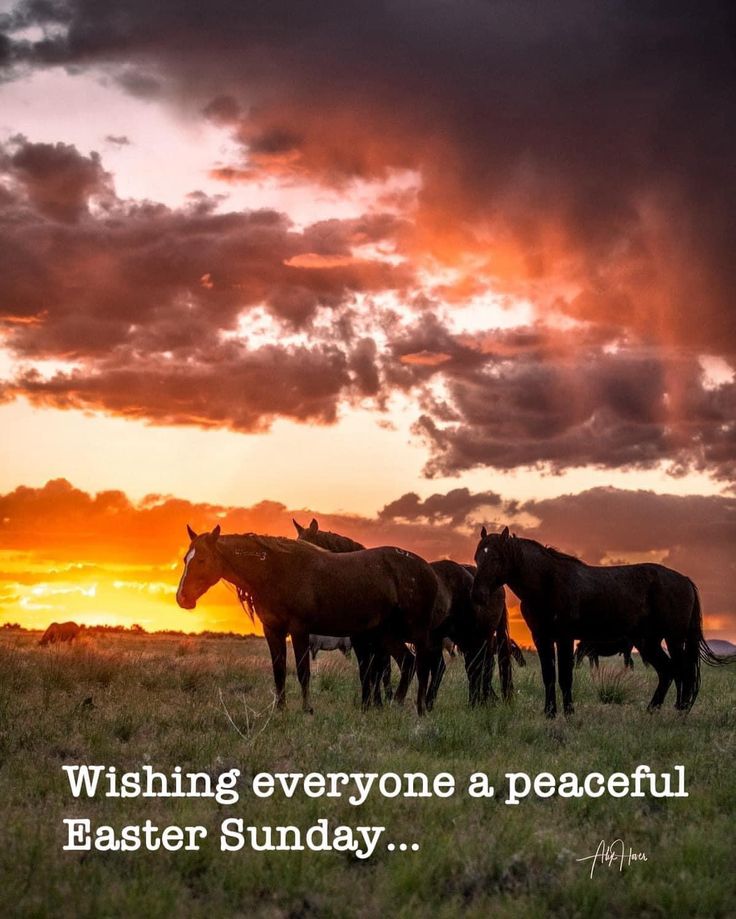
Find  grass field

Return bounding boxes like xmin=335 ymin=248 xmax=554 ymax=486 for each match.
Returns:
xmin=0 ymin=630 xmax=734 ymax=918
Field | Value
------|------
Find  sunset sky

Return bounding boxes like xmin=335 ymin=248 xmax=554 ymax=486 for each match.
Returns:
xmin=0 ymin=2 xmax=734 ymax=641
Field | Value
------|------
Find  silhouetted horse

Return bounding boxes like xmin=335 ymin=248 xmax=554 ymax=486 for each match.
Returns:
xmin=472 ymin=526 xmax=736 ymax=717
xmin=575 ymin=639 xmax=634 ymax=669
xmin=176 ymin=526 xmax=450 ymax=715
xmin=294 ymin=519 xmax=515 ymax=708
xmin=39 ymin=621 xmax=81 ymax=645
xmin=309 ymin=634 xmax=352 ymax=660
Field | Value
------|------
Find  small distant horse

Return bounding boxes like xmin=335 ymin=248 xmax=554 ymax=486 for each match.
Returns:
xmin=39 ymin=621 xmax=81 ymax=646
xmin=473 ymin=525 xmax=736 ymax=717
xmin=575 ymin=639 xmax=634 ymax=670
xmin=309 ymin=634 xmax=352 ymax=660
xmin=294 ymin=519 xmax=515 ymax=708
xmin=176 ymin=526 xmax=450 ymax=715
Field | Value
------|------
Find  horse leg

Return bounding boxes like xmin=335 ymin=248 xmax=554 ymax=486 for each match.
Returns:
xmin=496 ymin=626 xmax=513 ymax=702
xmin=389 ymin=640 xmax=415 ymax=705
xmin=665 ymin=638 xmax=688 ymax=710
xmin=557 ymin=636 xmax=575 ymax=716
xmin=370 ymin=649 xmax=385 ymax=708
xmin=291 ymin=631 xmax=313 ymax=714
xmin=625 ymin=649 xmax=634 ymax=669
xmin=382 ymin=657 xmax=393 ymax=702
xmin=352 ymin=638 xmax=374 ymax=710
xmin=638 ymin=638 xmax=673 ymax=711
xmin=463 ymin=641 xmax=484 ymax=706
xmin=426 ymin=647 xmax=446 ymax=711
xmin=482 ymin=641 xmax=499 ymax=703
xmin=415 ymin=644 xmax=432 ymax=717
xmin=534 ymin=633 xmax=557 ymax=718
xmin=264 ymin=626 xmax=287 ymax=709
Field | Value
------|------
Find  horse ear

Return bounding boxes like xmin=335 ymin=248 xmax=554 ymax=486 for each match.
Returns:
xmin=211 ymin=524 xmax=221 ymax=538
xmin=292 ymin=518 xmax=304 ymax=534
xmin=187 ymin=524 xmax=197 ymax=541
xmin=480 ymin=525 xmax=487 ymax=539
xmin=308 ymin=518 xmax=318 ymax=533
xmin=500 ymin=526 xmax=510 ymax=540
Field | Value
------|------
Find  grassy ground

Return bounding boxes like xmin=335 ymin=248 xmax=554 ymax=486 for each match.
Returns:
xmin=0 ymin=630 xmax=734 ymax=918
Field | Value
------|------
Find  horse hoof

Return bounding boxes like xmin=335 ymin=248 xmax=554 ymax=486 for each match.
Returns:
xmin=544 ymin=709 xmax=556 ymax=719
xmin=564 ymin=705 xmax=575 ymax=717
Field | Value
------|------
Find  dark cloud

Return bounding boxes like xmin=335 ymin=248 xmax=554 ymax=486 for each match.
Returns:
xmin=10 ymin=342 xmax=353 ymax=430
xmin=0 ymin=138 xmax=412 ymax=430
xmin=413 ymin=342 xmax=736 ymax=482
xmin=1 ymin=136 xmax=113 ymax=222
xmin=380 ymin=487 xmax=502 ymax=526
xmin=2 ymin=1 xmax=735 ymax=353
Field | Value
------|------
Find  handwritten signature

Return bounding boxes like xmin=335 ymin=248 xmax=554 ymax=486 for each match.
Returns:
xmin=576 ymin=839 xmax=648 ymax=878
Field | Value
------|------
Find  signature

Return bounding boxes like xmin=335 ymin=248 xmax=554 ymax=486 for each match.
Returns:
xmin=576 ymin=839 xmax=648 ymax=878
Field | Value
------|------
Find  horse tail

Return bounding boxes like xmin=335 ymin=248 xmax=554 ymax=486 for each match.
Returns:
xmin=688 ymin=579 xmax=736 ymax=668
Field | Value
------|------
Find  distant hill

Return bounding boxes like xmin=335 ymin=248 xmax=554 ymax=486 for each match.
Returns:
xmin=706 ymin=639 xmax=736 ymax=656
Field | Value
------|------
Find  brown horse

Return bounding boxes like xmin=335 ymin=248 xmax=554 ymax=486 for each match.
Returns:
xmin=176 ymin=526 xmax=450 ymax=715
xmin=575 ymin=639 xmax=634 ymax=669
xmin=309 ymin=635 xmax=352 ymax=660
xmin=293 ymin=519 xmax=515 ymax=707
xmin=39 ymin=621 xmax=81 ymax=645
xmin=472 ymin=525 xmax=736 ymax=716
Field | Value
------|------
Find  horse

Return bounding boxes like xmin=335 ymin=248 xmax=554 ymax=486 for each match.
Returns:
xmin=472 ymin=525 xmax=736 ymax=717
xmin=39 ymin=621 xmax=81 ymax=646
xmin=176 ymin=526 xmax=450 ymax=715
xmin=575 ymin=639 xmax=634 ymax=670
xmin=309 ymin=634 xmax=352 ymax=660
xmin=293 ymin=519 xmax=408 ymax=704
xmin=293 ymin=519 xmax=515 ymax=708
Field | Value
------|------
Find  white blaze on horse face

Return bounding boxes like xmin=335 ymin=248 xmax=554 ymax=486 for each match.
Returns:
xmin=177 ymin=547 xmax=196 ymax=604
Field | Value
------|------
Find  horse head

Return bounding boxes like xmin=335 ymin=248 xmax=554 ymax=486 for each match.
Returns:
xmin=472 ymin=525 xmax=516 ymax=595
xmin=292 ymin=518 xmax=319 ymax=540
xmin=176 ymin=524 xmax=223 ymax=609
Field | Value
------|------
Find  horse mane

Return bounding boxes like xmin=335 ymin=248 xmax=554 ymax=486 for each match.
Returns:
xmin=311 ymin=529 xmax=366 ymax=553
xmin=224 ymin=532 xmax=324 ymax=556
xmin=528 ymin=539 xmax=585 ymax=566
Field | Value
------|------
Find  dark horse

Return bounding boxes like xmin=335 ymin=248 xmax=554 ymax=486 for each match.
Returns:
xmin=575 ymin=639 xmax=634 ymax=670
xmin=176 ymin=526 xmax=450 ymax=715
xmin=293 ymin=518 xmax=515 ymax=707
xmin=293 ymin=518 xmax=408 ymax=704
xmin=472 ymin=526 xmax=736 ymax=717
